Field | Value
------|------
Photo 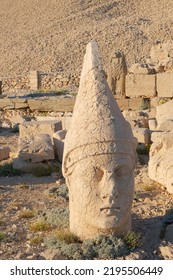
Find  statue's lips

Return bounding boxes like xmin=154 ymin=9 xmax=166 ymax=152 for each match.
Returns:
xmin=100 ymin=207 xmax=120 ymax=216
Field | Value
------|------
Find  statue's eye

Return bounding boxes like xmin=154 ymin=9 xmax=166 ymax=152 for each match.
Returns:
xmin=94 ymin=167 xmax=104 ymax=181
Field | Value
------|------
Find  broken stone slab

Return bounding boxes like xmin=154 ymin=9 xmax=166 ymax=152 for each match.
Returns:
xmin=115 ymin=98 xmax=146 ymax=111
xmin=53 ymin=130 xmax=67 ymax=163
xmin=156 ymin=99 xmax=173 ymax=128
xmin=126 ymin=74 xmax=156 ymax=98
xmin=148 ymin=130 xmax=173 ymax=193
xmin=28 ymin=97 xmax=75 ymax=112
xmin=19 ymin=120 xmax=62 ymax=140
xmin=157 ymin=73 xmax=173 ymax=97
xmin=0 ymin=146 xmax=10 ymax=161
xmin=36 ymin=116 xmax=72 ymax=131
xmin=18 ymin=133 xmax=55 ymax=163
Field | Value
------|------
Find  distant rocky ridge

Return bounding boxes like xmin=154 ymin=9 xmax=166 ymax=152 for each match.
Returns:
xmin=0 ymin=0 xmax=173 ymax=77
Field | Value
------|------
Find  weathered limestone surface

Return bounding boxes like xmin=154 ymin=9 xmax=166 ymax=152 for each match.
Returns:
xmin=0 ymin=147 xmax=10 ymax=161
xmin=18 ymin=133 xmax=54 ymax=163
xmin=157 ymin=73 xmax=173 ymax=97
xmin=156 ymin=100 xmax=173 ymax=129
xmin=148 ymin=131 xmax=173 ymax=193
xmin=107 ymin=50 xmax=127 ymax=98
xmin=126 ymin=74 xmax=156 ymax=98
xmin=62 ymin=41 xmax=137 ymax=240
xmin=20 ymin=120 xmax=62 ymax=140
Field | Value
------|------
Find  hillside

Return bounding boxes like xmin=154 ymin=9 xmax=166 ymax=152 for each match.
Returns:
xmin=0 ymin=0 xmax=173 ymax=77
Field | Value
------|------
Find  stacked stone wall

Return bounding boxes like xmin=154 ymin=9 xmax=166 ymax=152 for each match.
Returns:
xmin=0 ymin=71 xmax=80 ymax=93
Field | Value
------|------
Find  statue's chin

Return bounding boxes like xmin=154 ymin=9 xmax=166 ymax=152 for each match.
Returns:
xmin=89 ymin=215 xmax=124 ymax=230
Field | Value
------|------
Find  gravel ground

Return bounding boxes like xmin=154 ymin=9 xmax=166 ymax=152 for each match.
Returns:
xmin=0 ymin=0 xmax=173 ymax=77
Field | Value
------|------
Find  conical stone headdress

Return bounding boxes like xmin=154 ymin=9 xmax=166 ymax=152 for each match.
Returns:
xmin=62 ymin=41 xmax=137 ymax=175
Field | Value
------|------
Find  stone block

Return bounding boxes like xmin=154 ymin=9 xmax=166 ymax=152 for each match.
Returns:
xmin=0 ymin=146 xmax=10 ymax=161
xmin=157 ymin=73 xmax=173 ymax=97
xmin=148 ymin=118 xmax=157 ymax=130
xmin=126 ymin=74 xmax=156 ymax=98
xmin=158 ymin=119 xmax=173 ymax=131
xmin=14 ymin=98 xmax=29 ymax=109
xmin=13 ymin=157 xmax=50 ymax=173
xmin=156 ymin=99 xmax=173 ymax=128
xmin=128 ymin=63 xmax=155 ymax=75
xmin=116 ymin=99 xmax=129 ymax=110
xmin=128 ymin=98 xmax=145 ymax=110
xmin=28 ymin=97 xmax=75 ymax=112
xmin=0 ymin=98 xmax=15 ymax=110
xmin=30 ymin=71 xmax=38 ymax=90
xmin=53 ymin=130 xmax=66 ymax=162
xmin=58 ymin=116 xmax=72 ymax=130
xmin=18 ymin=133 xmax=55 ymax=163
xmin=19 ymin=120 xmax=62 ymax=140
xmin=123 ymin=110 xmax=148 ymax=129
xmin=150 ymin=97 xmax=159 ymax=108
xmin=132 ymin=128 xmax=151 ymax=145
xmin=35 ymin=116 xmax=72 ymax=131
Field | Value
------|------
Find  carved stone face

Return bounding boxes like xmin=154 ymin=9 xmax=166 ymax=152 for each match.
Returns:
xmin=67 ymin=153 xmax=134 ymax=235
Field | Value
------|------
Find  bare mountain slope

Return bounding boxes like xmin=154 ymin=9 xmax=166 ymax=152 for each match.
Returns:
xmin=0 ymin=0 xmax=173 ymax=77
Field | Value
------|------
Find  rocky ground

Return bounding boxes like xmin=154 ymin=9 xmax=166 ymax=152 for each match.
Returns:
xmin=0 ymin=0 xmax=173 ymax=77
xmin=0 ymin=129 xmax=173 ymax=260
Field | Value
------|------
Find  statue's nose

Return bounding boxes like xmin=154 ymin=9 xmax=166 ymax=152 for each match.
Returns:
xmin=101 ymin=171 xmax=119 ymax=200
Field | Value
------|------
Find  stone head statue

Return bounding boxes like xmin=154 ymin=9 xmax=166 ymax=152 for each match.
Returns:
xmin=62 ymin=41 xmax=137 ymax=240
